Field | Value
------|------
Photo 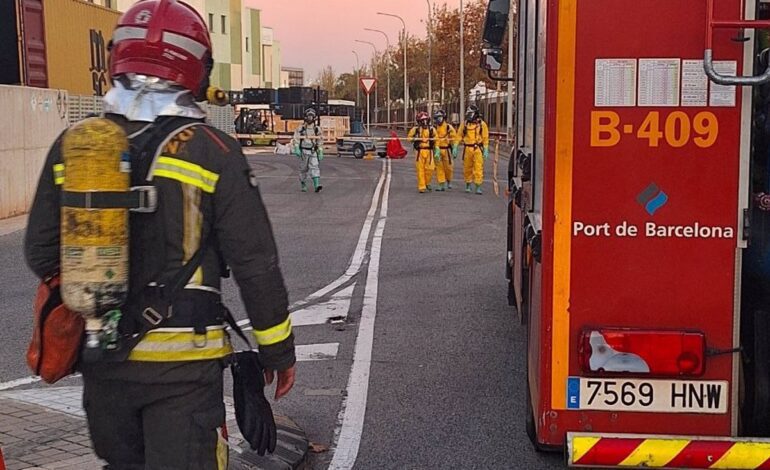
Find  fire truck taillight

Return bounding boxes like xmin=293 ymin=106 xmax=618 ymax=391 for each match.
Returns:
xmin=579 ymin=329 xmax=706 ymax=377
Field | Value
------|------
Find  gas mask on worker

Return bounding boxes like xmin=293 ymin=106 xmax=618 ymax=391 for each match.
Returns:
xmin=304 ymin=109 xmax=317 ymax=125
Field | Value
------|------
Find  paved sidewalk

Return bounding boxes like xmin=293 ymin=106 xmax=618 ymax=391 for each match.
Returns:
xmin=0 ymin=387 xmax=308 ymax=470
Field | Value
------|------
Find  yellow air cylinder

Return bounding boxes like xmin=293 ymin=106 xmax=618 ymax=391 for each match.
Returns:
xmin=60 ymin=117 xmax=130 ymax=318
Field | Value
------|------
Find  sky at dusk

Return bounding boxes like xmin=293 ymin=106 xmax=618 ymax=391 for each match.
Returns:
xmin=244 ymin=0 xmax=456 ymax=82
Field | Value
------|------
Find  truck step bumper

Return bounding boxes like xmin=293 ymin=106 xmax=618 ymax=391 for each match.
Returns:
xmin=568 ymin=432 xmax=770 ymax=469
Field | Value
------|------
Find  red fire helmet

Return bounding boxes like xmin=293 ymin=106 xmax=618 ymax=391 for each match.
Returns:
xmin=109 ymin=0 xmax=213 ymax=92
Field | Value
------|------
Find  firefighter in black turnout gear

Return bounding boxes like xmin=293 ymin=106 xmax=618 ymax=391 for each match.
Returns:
xmin=24 ymin=1 xmax=295 ymax=468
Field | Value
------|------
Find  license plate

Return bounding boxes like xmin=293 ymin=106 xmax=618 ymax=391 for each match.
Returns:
xmin=567 ymin=377 xmax=728 ymax=414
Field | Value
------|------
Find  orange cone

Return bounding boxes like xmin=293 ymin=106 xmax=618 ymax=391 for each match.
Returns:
xmin=0 ymin=447 xmax=6 ymax=470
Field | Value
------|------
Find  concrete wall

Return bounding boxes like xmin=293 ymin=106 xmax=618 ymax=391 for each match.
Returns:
xmin=0 ymin=85 xmax=69 ymax=219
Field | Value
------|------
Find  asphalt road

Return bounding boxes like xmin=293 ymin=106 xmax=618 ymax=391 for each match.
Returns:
xmin=0 ymin=144 xmax=562 ymax=469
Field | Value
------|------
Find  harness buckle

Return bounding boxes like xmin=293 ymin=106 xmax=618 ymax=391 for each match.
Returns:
xmin=130 ymin=186 xmax=158 ymax=213
xmin=142 ymin=307 xmax=164 ymax=326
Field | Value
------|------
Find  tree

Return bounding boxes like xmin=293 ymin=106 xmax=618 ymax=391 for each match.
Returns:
xmin=366 ymin=0 xmax=514 ymax=108
xmin=334 ymin=72 xmax=361 ymax=102
xmin=316 ymin=66 xmax=337 ymax=96
xmin=431 ymin=0 xmax=512 ymax=102
xmin=316 ymin=0 xmax=517 ymax=111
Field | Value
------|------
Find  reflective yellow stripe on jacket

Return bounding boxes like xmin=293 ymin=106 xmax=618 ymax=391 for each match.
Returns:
xmin=153 ymin=156 xmax=220 ymax=193
xmin=129 ymin=326 xmax=232 ymax=362
xmin=53 ymin=163 xmax=65 ymax=185
xmin=253 ymin=317 xmax=292 ymax=346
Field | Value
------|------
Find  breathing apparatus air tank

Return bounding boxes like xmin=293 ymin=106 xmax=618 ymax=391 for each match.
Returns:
xmin=60 ymin=117 xmax=131 ymax=359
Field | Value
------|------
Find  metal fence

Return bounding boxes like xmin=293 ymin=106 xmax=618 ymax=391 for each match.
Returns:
xmin=65 ymin=94 xmax=235 ymax=135
xmin=67 ymin=95 xmax=104 ymax=125
xmin=203 ymin=104 xmax=235 ymax=135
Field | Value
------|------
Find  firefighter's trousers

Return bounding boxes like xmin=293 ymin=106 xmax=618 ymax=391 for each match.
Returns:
xmin=81 ymin=360 xmax=228 ymax=470
xmin=463 ymin=146 xmax=484 ymax=186
xmin=437 ymin=148 xmax=453 ymax=185
xmin=415 ymin=149 xmax=436 ymax=191
xmin=299 ymin=149 xmax=320 ymax=183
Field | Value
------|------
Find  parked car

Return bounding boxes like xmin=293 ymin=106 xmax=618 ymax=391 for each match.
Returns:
xmin=336 ymin=135 xmax=387 ymax=159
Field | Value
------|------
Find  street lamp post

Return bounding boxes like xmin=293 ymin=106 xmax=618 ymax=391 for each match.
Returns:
xmin=364 ymin=28 xmax=392 ymax=128
xmin=377 ymin=12 xmax=408 ymax=126
xmin=459 ymin=0 xmax=465 ymax=125
xmin=507 ymin=0 xmax=514 ymax=143
xmin=426 ymin=0 xmax=432 ymax=113
xmin=352 ymin=50 xmax=360 ymax=111
xmin=355 ymin=39 xmax=379 ymax=125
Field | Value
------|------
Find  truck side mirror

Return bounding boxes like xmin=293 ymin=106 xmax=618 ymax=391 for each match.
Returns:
xmin=481 ymin=46 xmax=504 ymax=71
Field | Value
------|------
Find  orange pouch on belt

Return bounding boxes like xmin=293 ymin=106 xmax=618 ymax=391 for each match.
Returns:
xmin=26 ymin=276 xmax=84 ymax=384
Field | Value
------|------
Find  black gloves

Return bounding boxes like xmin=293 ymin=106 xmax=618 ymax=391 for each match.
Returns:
xmin=231 ymin=350 xmax=277 ymax=456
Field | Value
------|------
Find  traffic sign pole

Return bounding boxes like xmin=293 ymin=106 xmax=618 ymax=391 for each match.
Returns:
xmin=359 ymin=77 xmax=377 ymax=136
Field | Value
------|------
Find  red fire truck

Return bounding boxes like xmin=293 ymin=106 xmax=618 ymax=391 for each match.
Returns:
xmin=482 ymin=0 xmax=770 ymax=466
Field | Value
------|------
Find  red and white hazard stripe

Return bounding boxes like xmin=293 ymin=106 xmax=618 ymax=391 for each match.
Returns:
xmin=568 ymin=433 xmax=770 ymax=469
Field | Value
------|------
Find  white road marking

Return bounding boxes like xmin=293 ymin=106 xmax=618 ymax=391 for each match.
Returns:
xmin=296 ymin=343 xmax=340 ymax=362
xmin=288 ymin=159 xmax=386 ymax=308
xmin=292 ymin=283 xmax=355 ymax=327
xmin=236 ymin=160 xmax=387 ymax=328
xmin=291 ymin=283 xmax=356 ymax=326
xmin=328 ymin=158 xmax=391 ymax=470
xmin=240 ymin=283 xmax=356 ymax=332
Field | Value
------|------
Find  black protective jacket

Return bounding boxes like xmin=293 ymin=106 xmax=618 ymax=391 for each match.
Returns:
xmin=24 ymin=114 xmax=295 ymax=370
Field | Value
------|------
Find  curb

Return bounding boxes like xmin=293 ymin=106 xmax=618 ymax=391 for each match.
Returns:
xmin=0 ymin=214 xmax=27 ymax=237
xmin=229 ymin=415 xmax=309 ymax=470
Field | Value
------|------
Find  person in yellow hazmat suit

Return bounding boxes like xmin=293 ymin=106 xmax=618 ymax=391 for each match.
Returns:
xmin=407 ymin=112 xmax=440 ymax=193
xmin=432 ymin=109 xmax=459 ymax=191
xmin=457 ymin=105 xmax=490 ymax=194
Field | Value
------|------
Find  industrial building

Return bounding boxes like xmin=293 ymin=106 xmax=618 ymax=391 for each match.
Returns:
xmin=281 ymin=67 xmax=305 ymax=87
xmin=114 ymin=0 xmax=282 ymax=91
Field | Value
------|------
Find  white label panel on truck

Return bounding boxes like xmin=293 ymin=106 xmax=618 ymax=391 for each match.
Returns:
xmin=638 ymin=58 xmax=681 ymax=107
xmin=595 ymin=59 xmax=637 ymax=107
xmin=681 ymin=59 xmax=709 ymax=107
xmin=566 ymin=377 xmax=728 ymax=414
xmin=709 ymin=61 xmax=737 ymax=107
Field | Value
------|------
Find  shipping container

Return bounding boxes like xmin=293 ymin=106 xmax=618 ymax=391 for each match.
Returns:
xmin=0 ymin=0 xmax=48 ymax=88
xmin=229 ymin=90 xmax=244 ymax=105
xmin=278 ymin=86 xmax=317 ymax=104
xmin=43 ymin=0 xmax=119 ymax=96
xmin=243 ymin=87 xmax=277 ymax=105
